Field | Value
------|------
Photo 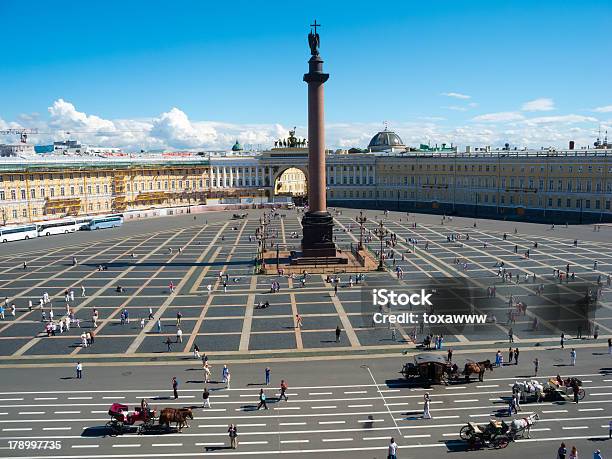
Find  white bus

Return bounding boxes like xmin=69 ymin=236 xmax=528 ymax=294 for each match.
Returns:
xmin=37 ymin=219 xmax=79 ymax=236
xmin=0 ymin=224 xmax=39 ymax=243
xmin=75 ymin=216 xmax=93 ymax=230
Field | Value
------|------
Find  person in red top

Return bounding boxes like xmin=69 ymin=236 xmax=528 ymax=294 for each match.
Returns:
xmin=280 ymin=380 xmax=288 ymax=401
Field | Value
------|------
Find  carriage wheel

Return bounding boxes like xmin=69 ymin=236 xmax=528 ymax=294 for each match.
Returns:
xmin=578 ymin=388 xmax=586 ymax=400
xmin=459 ymin=425 xmax=473 ymax=440
xmin=493 ymin=436 xmax=509 ymax=449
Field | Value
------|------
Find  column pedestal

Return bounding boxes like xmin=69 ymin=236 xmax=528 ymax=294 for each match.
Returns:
xmin=301 ymin=210 xmax=336 ymax=257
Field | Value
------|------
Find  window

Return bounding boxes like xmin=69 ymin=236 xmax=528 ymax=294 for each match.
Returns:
xmin=11 ymin=189 xmax=16 ymax=200
xmin=32 ymin=209 xmax=37 ymax=216
xmin=50 ymin=188 xmax=55 ymax=197
xmin=30 ymin=189 xmax=35 ymax=198
xmin=96 ymin=185 xmax=100 ymax=194
xmin=566 ymin=199 xmax=571 ymax=208
xmin=585 ymin=200 xmax=591 ymax=209
xmin=104 ymin=185 xmax=108 ymax=193
xmin=70 ymin=186 xmax=75 ymax=196
xmin=0 ymin=191 xmax=4 ymax=200
xmin=60 ymin=187 xmax=65 ymax=196
xmin=12 ymin=209 xmax=17 ymax=218
xmin=22 ymin=209 xmax=27 ymax=217
xmin=20 ymin=189 xmax=26 ymax=200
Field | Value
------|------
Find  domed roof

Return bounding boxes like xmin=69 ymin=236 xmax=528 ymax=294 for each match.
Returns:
xmin=367 ymin=129 xmax=405 ymax=151
xmin=231 ymin=140 xmax=243 ymax=151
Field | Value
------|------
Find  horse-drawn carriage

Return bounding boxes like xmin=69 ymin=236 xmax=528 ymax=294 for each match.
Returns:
xmin=106 ymin=403 xmax=192 ymax=436
xmin=401 ymin=353 xmax=449 ymax=384
xmin=543 ymin=376 xmax=586 ymax=401
xmin=401 ymin=354 xmax=494 ymax=385
xmin=107 ymin=402 xmax=157 ymax=435
xmin=459 ymin=414 xmax=539 ymax=449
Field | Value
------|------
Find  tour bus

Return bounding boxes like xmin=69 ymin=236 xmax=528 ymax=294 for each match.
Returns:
xmin=37 ymin=218 xmax=79 ymax=236
xmin=0 ymin=224 xmax=39 ymax=243
xmin=75 ymin=216 xmax=93 ymax=230
xmin=86 ymin=214 xmax=124 ymax=230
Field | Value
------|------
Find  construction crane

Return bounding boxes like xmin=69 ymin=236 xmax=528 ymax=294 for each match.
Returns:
xmin=0 ymin=128 xmax=39 ymax=143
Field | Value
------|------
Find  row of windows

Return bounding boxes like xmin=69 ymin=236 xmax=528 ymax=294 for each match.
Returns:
xmin=329 ymin=189 xmax=612 ymax=211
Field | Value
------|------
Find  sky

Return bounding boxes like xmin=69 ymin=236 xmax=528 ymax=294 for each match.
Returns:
xmin=1 ymin=0 xmax=611 ymax=151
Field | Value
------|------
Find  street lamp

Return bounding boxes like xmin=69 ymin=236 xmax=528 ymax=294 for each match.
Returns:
xmin=355 ymin=210 xmax=367 ymax=251
xmin=373 ymin=219 xmax=389 ymax=271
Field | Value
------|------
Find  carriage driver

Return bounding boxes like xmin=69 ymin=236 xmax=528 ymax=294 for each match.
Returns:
xmin=140 ymin=399 xmax=149 ymax=420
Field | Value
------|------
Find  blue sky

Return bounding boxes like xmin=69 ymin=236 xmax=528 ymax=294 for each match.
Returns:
xmin=1 ymin=0 xmax=611 ymax=150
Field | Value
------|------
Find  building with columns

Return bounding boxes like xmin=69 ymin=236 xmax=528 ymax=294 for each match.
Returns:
xmin=1 ymin=129 xmax=611 ymax=226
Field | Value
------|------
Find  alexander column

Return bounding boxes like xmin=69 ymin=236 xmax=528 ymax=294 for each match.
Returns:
xmin=301 ymin=20 xmax=336 ymax=258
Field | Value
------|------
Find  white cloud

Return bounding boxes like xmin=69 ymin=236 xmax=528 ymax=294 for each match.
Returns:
xmin=522 ymin=114 xmax=597 ymax=125
xmin=521 ymin=97 xmax=555 ymax=112
xmin=440 ymin=92 xmax=471 ymax=100
xmin=593 ymin=105 xmax=612 ymax=113
xmin=472 ymin=112 xmax=525 ymax=123
xmin=0 ymin=98 xmax=603 ymax=153
xmin=442 ymin=105 xmax=468 ymax=112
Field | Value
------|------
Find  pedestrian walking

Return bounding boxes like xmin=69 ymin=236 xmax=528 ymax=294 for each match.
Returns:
xmin=228 ymin=423 xmax=238 ymax=449
xmin=593 ymin=449 xmax=602 ymax=459
xmin=569 ymin=446 xmax=578 ymax=459
xmin=608 ymin=338 xmax=612 ymax=355
xmin=172 ymin=377 xmax=178 ymax=399
xmin=176 ymin=327 xmax=183 ymax=343
xmin=423 ymin=393 xmax=432 ymax=419
xmin=222 ymin=365 xmax=229 ymax=384
xmin=157 ymin=319 xmax=162 ymax=333
xmin=388 ymin=437 xmax=398 ymax=459
xmin=509 ymin=347 xmax=514 ymax=364
xmin=335 ymin=325 xmax=341 ymax=343
xmin=514 ymin=347 xmax=520 ymax=365
xmin=557 ymin=442 xmax=567 ymax=459
xmin=81 ymin=285 xmax=86 ymax=297
xmin=570 ymin=348 xmax=576 ymax=366
xmin=226 ymin=370 xmax=231 ymax=389
xmin=561 ymin=332 xmax=565 ymax=348
xmin=148 ymin=307 xmax=154 ymax=320
xmin=508 ymin=327 xmax=514 ymax=343
xmin=176 ymin=311 xmax=182 ymax=326
xmin=140 ymin=317 xmax=145 ymax=329
xmin=533 ymin=357 xmax=539 ymax=376
xmin=257 ymin=389 xmax=268 ymax=410
xmin=265 ymin=367 xmax=271 ymax=385
xmin=447 ymin=348 xmax=453 ymax=363
xmin=279 ymin=380 xmax=288 ymax=401
xmin=76 ymin=362 xmax=83 ymax=379
xmin=193 ymin=343 xmax=200 ymax=359
xmin=202 ymin=387 xmax=211 ymax=408
xmin=295 ymin=314 xmax=303 ymax=328
xmin=165 ymin=337 xmax=173 ymax=352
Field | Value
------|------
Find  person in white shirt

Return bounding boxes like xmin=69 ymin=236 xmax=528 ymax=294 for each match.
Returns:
xmin=388 ymin=437 xmax=398 ymax=459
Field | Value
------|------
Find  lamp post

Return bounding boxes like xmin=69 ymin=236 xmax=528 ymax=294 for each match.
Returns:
xmin=373 ymin=218 xmax=389 ymax=271
xmin=355 ymin=210 xmax=367 ymax=251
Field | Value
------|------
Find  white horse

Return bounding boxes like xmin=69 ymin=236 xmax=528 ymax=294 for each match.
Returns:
xmin=513 ymin=380 xmax=543 ymax=402
xmin=510 ymin=413 xmax=539 ymax=438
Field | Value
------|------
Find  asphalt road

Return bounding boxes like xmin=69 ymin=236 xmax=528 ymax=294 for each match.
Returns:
xmin=0 ymin=347 xmax=610 ymax=458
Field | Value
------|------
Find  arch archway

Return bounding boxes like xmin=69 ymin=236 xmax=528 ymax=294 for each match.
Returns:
xmin=274 ymin=166 xmax=308 ymax=204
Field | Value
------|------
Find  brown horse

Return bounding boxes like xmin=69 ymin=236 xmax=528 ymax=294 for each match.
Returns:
xmin=159 ymin=408 xmax=193 ymax=431
xmin=463 ymin=360 xmax=494 ymax=382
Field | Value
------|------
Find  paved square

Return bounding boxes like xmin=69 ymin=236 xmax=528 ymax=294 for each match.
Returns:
xmin=0 ymin=209 xmax=610 ymax=361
